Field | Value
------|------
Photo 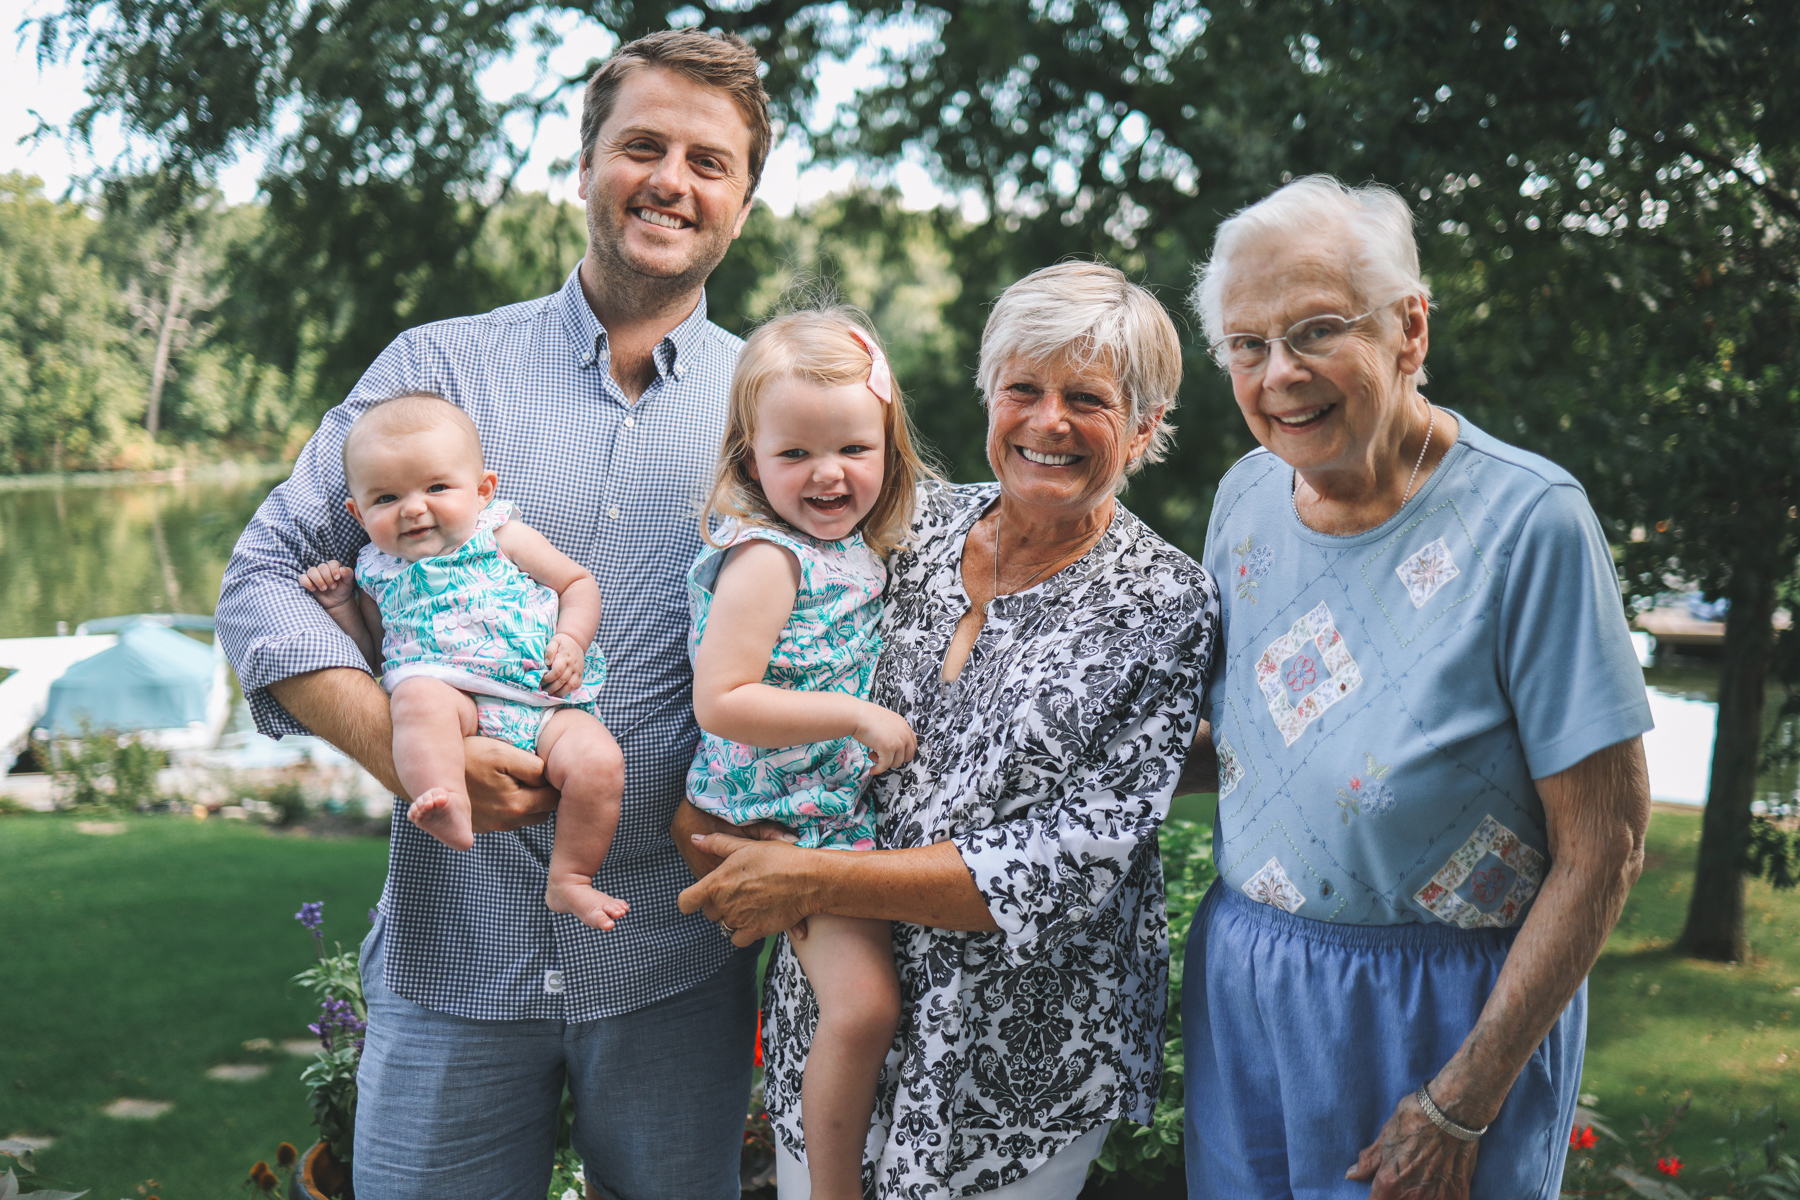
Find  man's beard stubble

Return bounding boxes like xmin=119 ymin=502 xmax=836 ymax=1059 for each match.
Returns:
xmin=583 ymin=194 xmax=739 ymax=318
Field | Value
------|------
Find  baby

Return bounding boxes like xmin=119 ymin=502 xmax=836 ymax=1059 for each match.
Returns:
xmin=300 ymin=393 xmax=628 ymax=930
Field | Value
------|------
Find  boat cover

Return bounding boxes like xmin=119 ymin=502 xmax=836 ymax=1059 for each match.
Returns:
xmin=38 ymin=620 xmax=217 ymax=736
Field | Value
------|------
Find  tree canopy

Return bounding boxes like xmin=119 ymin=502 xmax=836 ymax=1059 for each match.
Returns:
xmin=36 ymin=0 xmax=1800 ymax=960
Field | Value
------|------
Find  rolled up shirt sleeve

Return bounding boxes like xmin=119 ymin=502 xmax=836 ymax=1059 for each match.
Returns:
xmin=953 ymin=592 xmax=1212 ymax=956
xmin=216 ymin=337 xmax=421 ymax=738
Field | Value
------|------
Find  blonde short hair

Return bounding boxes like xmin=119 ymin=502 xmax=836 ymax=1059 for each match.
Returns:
xmin=977 ymin=262 xmax=1182 ymax=474
xmin=702 ymin=309 xmax=935 ymax=558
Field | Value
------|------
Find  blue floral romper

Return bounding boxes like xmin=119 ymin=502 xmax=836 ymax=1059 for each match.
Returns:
xmin=685 ymin=521 xmax=884 ymax=851
xmin=356 ymin=500 xmax=605 ymax=751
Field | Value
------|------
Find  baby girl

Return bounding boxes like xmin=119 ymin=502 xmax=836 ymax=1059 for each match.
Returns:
xmin=300 ymin=393 xmax=627 ymax=930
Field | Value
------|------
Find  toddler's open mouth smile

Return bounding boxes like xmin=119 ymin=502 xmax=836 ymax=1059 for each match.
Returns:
xmin=804 ymin=493 xmax=852 ymax=515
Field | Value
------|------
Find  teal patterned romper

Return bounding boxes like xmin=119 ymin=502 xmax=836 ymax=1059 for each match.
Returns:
xmin=355 ymin=500 xmax=606 ymax=751
xmin=685 ymin=522 xmax=884 ymax=851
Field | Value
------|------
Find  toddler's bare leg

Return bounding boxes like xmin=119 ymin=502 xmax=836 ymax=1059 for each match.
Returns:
xmin=537 ymin=708 xmax=628 ymax=930
xmin=789 ymin=914 xmax=900 ymax=1200
xmin=389 ymin=677 xmax=480 ymax=851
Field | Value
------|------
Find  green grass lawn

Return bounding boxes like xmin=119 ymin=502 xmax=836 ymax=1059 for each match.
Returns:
xmin=4 ymin=803 xmax=1796 ymax=1195
xmin=1 ymin=812 xmax=387 ymax=1198
xmin=1581 ymin=805 xmax=1800 ymax=1169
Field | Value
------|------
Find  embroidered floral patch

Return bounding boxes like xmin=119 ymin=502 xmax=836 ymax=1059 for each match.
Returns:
xmin=1335 ymin=752 xmax=1396 ymax=823
xmin=1232 ymin=535 xmax=1273 ymax=602
xmin=1243 ymin=856 xmax=1307 ymax=913
xmin=1255 ymin=601 xmax=1363 ymax=746
xmin=1217 ymin=737 xmax=1245 ymax=799
xmin=1395 ymin=536 xmax=1461 ymax=609
xmin=1414 ymin=815 xmax=1548 ymax=928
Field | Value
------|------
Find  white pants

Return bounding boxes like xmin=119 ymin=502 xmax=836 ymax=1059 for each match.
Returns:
xmin=774 ymin=1123 xmax=1112 ymax=1200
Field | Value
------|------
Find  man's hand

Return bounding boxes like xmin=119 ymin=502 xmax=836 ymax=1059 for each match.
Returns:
xmin=853 ymin=703 xmax=917 ymax=774
xmin=298 ymin=561 xmax=356 ymax=611
xmin=1346 ymin=1092 xmax=1479 ymax=1199
xmin=540 ymin=632 xmax=585 ymax=697
xmin=677 ymin=834 xmax=818 ymax=947
xmin=464 ymin=736 xmax=559 ymax=832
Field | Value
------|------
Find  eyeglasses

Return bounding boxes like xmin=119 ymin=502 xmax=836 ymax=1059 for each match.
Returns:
xmin=1209 ymin=309 xmax=1382 ymax=374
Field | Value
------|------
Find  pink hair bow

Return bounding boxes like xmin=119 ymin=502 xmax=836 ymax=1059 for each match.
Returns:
xmin=845 ymin=325 xmax=894 ymax=404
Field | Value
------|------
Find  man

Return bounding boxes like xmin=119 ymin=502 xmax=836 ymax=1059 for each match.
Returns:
xmin=216 ymin=30 xmax=768 ymax=1199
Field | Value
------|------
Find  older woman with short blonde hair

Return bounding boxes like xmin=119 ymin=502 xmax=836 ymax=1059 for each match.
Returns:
xmin=1183 ymin=176 xmax=1652 ymax=1200
xmin=676 ymin=261 xmax=1219 ymax=1197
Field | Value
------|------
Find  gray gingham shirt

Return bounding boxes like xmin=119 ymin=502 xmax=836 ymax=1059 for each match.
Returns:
xmin=217 ymin=266 xmax=749 ymax=1020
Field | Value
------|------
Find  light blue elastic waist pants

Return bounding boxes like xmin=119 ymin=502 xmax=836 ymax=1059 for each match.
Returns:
xmin=1183 ymin=881 xmax=1585 ymax=1199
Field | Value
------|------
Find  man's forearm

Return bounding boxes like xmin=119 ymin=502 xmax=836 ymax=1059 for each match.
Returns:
xmin=267 ymin=667 xmax=403 ymax=795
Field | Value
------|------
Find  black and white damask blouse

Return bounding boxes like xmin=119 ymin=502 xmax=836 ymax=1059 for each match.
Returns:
xmin=762 ymin=481 xmax=1220 ymax=1196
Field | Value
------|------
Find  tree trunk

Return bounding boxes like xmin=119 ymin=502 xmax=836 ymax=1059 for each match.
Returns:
xmin=144 ymin=239 xmax=192 ymax=438
xmin=1678 ymin=575 xmax=1778 ymax=962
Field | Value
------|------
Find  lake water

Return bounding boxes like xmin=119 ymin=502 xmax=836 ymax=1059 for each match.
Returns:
xmin=1 ymin=474 xmax=1793 ymax=807
xmin=0 ymin=471 xmax=282 ymax=639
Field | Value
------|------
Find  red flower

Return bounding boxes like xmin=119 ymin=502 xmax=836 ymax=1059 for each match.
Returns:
xmin=754 ymin=1009 xmax=764 ymax=1068
xmin=1655 ymin=1156 xmax=1683 ymax=1177
xmin=1569 ymin=1124 xmax=1597 ymax=1149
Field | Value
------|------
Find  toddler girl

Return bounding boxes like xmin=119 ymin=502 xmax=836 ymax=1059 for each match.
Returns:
xmin=687 ymin=310 xmax=929 ymax=1199
xmin=299 ymin=393 xmax=628 ymax=931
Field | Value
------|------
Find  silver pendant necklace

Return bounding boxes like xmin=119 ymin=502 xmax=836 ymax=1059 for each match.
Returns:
xmin=1402 ymin=404 xmax=1437 ymax=503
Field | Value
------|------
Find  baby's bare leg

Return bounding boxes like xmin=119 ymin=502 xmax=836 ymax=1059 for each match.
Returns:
xmin=789 ymin=914 xmax=900 ymax=1200
xmin=389 ymin=677 xmax=480 ymax=851
xmin=537 ymin=708 xmax=628 ymax=930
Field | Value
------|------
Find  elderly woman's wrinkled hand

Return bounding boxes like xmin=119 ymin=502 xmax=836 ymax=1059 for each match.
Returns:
xmin=1345 ymin=1092 xmax=1479 ymax=1199
xmin=677 ymin=833 xmax=819 ymax=947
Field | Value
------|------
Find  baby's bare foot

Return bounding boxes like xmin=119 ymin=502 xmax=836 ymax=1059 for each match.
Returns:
xmin=546 ymin=877 xmax=630 ymax=931
xmin=408 ymin=788 xmax=474 ymax=851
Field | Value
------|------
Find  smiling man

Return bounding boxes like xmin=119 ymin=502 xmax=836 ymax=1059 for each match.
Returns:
xmin=215 ymin=30 xmax=769 ymax=1200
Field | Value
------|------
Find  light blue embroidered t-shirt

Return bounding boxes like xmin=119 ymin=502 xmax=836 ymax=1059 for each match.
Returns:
xmin=1204 ymin=413 xmax=1652 ymax=927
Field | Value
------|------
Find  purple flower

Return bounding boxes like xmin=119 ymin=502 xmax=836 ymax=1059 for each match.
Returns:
xmin=295 ymin=902 xmax=324 ymax=932
xmin=309 ymin=996 xmax=367 ymax=1053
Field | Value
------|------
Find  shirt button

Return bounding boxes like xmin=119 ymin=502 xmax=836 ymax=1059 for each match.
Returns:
xmin=624 ymin=416 xmax=635 ymax=429
xmin=673 ymin=363 xmax=685 ymax=378
xmin=608 ymin=506 xmax=620 ymax=520
xmin=543 ymin=969 xmax=565 ymax=995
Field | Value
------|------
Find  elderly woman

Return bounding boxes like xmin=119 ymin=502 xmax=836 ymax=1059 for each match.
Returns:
xmin=674 ymin=261 xmax=1219 ymax=1197
xmin=1181 ymin=175 xmax=1653 ymax=1199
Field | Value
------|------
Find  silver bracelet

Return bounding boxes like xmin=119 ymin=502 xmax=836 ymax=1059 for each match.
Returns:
xmin=1415 ymin=1082 xmax=1488 ymax=1142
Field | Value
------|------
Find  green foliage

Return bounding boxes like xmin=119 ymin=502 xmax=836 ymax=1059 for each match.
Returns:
xmin=292 ymin=923 xmax=367 ymax=1166
xmin=51 ymin=730 xmax=167 ymax=812
xmin=0 ymin=174 xmax=301 ymax=472
xmin=0 ymin=175 xmax=147 ymax=473
xmin=1745 ymin=819 xmax=1800 ymax=891
xmin=1090 ymin=816 xmax=1215 ymax=1184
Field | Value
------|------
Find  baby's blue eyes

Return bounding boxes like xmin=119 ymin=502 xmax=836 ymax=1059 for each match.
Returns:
xmin=426 ymin=483 xmax=447 ymax=493
xmin=375 ymin=494 xmax=397 ymax=505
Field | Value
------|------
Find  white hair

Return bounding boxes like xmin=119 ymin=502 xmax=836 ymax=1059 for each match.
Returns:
xmin=1191 ymin=175 xmax=1433 ymax=348
xmin=977 ymin=261 xmax=1183 ymax=474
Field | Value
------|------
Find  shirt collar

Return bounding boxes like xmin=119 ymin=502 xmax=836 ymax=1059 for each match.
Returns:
xmin=553 ymin=264 xmax=713 ymax=383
